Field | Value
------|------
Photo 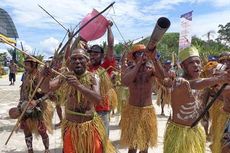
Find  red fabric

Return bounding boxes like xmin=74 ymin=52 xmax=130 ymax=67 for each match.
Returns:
xmin=79 ymin=9 xmax=109 ymax=41
xmin=89 ymin=57 xmax=115 ymax=77
xmin=95 ymin=96 xmax=110 ymax=111
xmin=89 ymin=57 xmax=115 ymax=111
xmin=63 ymin=127 xmax=103 ymax=153
xmin=100 ymin=57 xmax=116 ymax=77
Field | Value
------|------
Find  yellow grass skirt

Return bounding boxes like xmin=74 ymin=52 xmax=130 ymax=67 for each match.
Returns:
xmin=222 ymin=117 xmax=230 ymax=148
xmin=156 ymin=87 xmax=171 ymax=106
xmin=62 ymin=114 xmax=116 ymax=153
xmin=120 ymin=104 xmax=157 ymax=151
xmin=108 ymin=88 xmax=118 ymax=111
xmin=23 ymin=100 xmax=54 ymax=136
xmin=164 ymin=121 xmax=206 ymax=153
xmin=115 ymin=86 xmax=129 ymax=113
xmin=156 ymin=79 xmax=171 ymax=106
xmin=209 ymin=100 xmax=229 ymax=153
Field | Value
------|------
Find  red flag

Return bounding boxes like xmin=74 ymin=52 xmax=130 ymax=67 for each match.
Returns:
xmin=79 ymin=9 xmax=109 ymax=41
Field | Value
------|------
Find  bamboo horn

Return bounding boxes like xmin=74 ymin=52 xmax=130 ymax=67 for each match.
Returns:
xmin=147 ymin=17 xmax=171 ymax=51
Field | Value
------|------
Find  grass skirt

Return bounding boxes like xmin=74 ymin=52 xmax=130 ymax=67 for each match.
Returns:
xmin=20 ymin=100 xmax=54 ymax=136
xmin=108 ymin=88 xmax=118 ymax=111
xmin=156 ymin=80 xmax=171 ymax=106
xmin=209 ymin=100 xmax=229 ymax=153
xmin=156 ymin=87 xmax=171 ymax=106
xmin=120 ymin=104 xmax=157 ymax=151
xmin=62 ymin=115 xmax=116 ymax=153
xmin=115 ymin=86 xmax=129 ymax=113
xmin=222 ymin=118 xmax=230 ymax=147
xmin=163 ymin=121 xmax=205 ymax=153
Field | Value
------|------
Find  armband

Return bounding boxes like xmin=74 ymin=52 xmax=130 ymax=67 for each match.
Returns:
xmin=36 ymin=94 xmax=49 ymax=104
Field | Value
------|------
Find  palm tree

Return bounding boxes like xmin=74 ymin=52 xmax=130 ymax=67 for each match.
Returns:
xmin=202 ymin=30 xmax=216 ymax=42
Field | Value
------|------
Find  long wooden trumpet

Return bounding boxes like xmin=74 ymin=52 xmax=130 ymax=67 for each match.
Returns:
xmin=147 ymin=17 xmax=171 ymax=51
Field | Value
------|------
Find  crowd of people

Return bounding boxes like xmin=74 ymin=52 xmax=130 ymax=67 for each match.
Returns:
xmin=7 ymin=21 xmax=230 ymax=153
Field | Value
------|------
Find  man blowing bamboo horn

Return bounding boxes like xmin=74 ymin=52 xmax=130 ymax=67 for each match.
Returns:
xmin=163 ymin=46 xmax=230 ymax=153
xmin=120 ymin=44 xmax=164 ymax=153
xmin=41 ymin=48 xmax=116 ymax=153
xmin=119 ymin=17 xmax=171 ymax=153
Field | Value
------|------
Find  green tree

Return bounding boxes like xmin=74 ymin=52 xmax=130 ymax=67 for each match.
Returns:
xmin=7 ymin=48 xmax=14 ymax=59
xmin=0 ymin=52 xmax=7 ymax=66
xmin=138 ymin=32 xmax=229 ymax=62
xmin=114 ymin=41 xmax=133 ymax=57
xmin=192 ymin=36 xmax=229 ymax=61
xmin=216 ymin=22 xmax=230 ymax=46
xmin=138 ymin=33 xmax=179 ymax=62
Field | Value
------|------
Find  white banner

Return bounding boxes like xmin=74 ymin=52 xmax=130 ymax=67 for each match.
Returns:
xmin=179 ymin=11 xmax=193 ymax=52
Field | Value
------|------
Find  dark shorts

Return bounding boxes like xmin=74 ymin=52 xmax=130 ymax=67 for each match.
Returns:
xmin=9 ymin=73 xmax=16 ymax=82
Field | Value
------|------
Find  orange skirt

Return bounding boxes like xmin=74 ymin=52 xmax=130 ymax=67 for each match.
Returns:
xmin=62 ymin=115 xmax=116 ymax=153
xmin=63 ymin=126 xmax=102 ymax=153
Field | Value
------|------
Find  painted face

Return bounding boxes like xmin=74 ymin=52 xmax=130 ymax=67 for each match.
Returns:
xmin=51 ymin=59 xmax=62 ymax=70
xmin=133 ymin=50 xmax=147 ymax=63
xmin=220 ymin=58 xmax=230 ymax=70
xmin=24 ymin=61 xmax=37 ymax=73
xmin=89 ymin=52 xmax=103 ymax=66
xmin=181 ymin=56 xmax=201 ymax=79
xmin=70 ymin=53 xmax=87 ymax=75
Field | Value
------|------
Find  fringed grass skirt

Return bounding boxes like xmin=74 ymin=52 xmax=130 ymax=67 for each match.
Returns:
xmin=120 ymin=104 xmax=157 ymax=151
xmin=21 ymin=100 xmax=54 ymax=136
xmin=62 ymin=115 xmax=116 ymax=153
xmin=209 ymin=100 xmax=229 ymax=153
xmin=115 ymin=86 xmax=129 ymax=113
xmin=156 ymin=87 xmax=171 ymax=106
xmin=164 ymin=121 xmax=206 ymax=153
xmin=222 ymin=117 xmax=230 ymax=150
xmin=108 ymin=88 xmax=118 ymax=111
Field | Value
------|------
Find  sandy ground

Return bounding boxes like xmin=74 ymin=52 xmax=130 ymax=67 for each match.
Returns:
xmin=0 ymin=74 xmax=211 ymax=153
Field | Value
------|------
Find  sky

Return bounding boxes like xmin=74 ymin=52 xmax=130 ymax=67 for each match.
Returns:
xmin=0 ymin=0 xmax=230 ymax=58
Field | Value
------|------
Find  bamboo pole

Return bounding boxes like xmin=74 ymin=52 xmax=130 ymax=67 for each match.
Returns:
xmin=5 ymin=77 xmax=45 ymax=145
xmin=0 ymin=36 xmax=66 ymax=78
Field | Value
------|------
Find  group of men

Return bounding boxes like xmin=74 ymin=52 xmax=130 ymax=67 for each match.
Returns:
xmin=8 ymin=19 xmax=230 ymax=153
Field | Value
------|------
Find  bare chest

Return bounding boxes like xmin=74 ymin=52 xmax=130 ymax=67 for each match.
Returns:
xmin=66 ymin=90 xmax=91 ymax=113
xmin=134 ymin=72 xmax=152 ymax=84
xmin=175 ymin=90 xmax=203 ymax=121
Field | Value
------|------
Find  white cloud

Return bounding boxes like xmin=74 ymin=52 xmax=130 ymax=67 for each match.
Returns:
xmin=166 ymin=9 xmax=230 ymax=42
xmin=1 ymin=0 xmax=229 ymax=57
xmin=39 ymin=37 xmax=59 ymax=58
xmin=211 ymin=0 xmax=230 ymax=7
xmin=1 ymin=0 xmax=116 ymax=29
xmin=18 ymin=41 xmax=33 ymax=52
xmin=191 ymin=10 xmax=230 ymax=40
xmin=0 ymin=48 xmax=7 ymax=53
